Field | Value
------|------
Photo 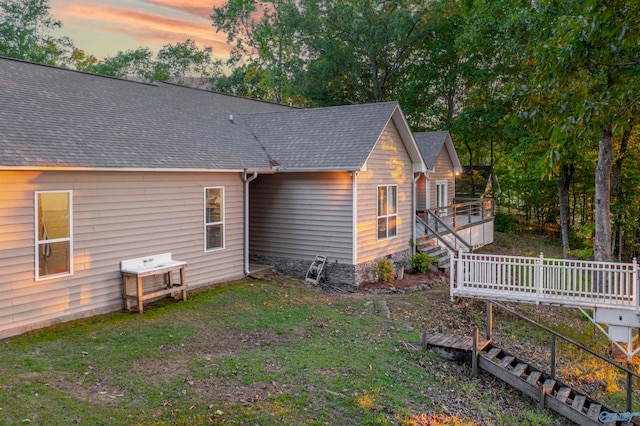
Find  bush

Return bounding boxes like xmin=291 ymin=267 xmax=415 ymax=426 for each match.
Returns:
xmin=494 ymin=212 xmax=516 ymax=232
xmin=372 ymin=258 xmax=396 ymax=281
xmin=410 ymin=252 xmax=437 ymax=273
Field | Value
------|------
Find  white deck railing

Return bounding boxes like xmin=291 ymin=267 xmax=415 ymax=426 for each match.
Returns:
xmin=451 ymin=252 xmax=639 ymax=312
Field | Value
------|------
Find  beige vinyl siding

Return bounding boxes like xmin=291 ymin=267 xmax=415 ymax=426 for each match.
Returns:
xmin=0 ymin=170 xmax=244 ymax=339
xmin=428 ymin=148 xmax=455 ymax=208
xmin=356 ymin=121 xmax=413 ymax=264
xmin=249 ymin=172 xmax=353 ymax=263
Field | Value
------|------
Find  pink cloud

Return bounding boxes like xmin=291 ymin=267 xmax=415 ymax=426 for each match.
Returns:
xmin=61 ymin=3 xmax=231 ymax=55
xmin=143 ymin=0 xmax=228 ymax=20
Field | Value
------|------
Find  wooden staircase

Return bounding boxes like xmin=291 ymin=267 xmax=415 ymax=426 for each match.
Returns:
xmin=424 ymin=332 xmax=637 ymax=425
xmin=479 ymin=344 xmax=630 ymax=425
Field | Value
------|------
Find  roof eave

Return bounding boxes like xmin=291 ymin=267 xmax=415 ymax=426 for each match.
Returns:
xmin=391 ymin=106 xmax=426 ymax=172
xmin=0 ymin=165 xmax=248 ymax=173
xmin=444 ymin=133 xmax=463 ymax=173
xmin=272 ymin=166 xmax=361 ymax=173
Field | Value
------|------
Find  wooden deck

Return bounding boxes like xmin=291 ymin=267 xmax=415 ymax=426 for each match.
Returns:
xmin=423 ymin=332 xmax=490 ymax=352
xmin=422 ymin=332 xmax=491 ymax=362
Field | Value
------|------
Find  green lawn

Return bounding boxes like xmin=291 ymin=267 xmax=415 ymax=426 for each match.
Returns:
xmin=0 ymin=278 xmax=570 ymax=425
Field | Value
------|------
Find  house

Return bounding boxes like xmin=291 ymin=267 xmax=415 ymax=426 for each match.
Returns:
xmin=413 ymin=131 xmax=494 ymax=254
xmin=0 ymin=57 xmax=488 ymax=339
xmin=414 ymin=131 xmax=462 ymax=212
xmin=244 ymin=104 xmax=424 ymax=285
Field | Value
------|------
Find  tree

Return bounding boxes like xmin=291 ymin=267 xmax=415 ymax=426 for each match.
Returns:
xmin=88 ymin=40 xmax=221 ymax=87
xmin=531 ymin=0 xmax=640 ymax=261
xmin=212 ymin=0 xmax=429 ymax=105
xmin=212 ymin=0 xmax=304 ymax=103
xmin=299 ymin=0 xmax=429 ymax=105
xmin=152 ymin=39 xmax=222 ymax=88
xmin=88 ymin=48 xmax=154 ymax=81
xmin=0 ymin=0 xmax=73 ymax=64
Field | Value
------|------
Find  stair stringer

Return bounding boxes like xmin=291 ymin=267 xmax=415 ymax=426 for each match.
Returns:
xmin=478 ymin=345 xmax=624 ymax=426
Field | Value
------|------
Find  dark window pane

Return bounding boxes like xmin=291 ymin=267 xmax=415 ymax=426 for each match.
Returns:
xmin=39 ymin=240 xmax=70 ymax=277
xmin=206 ymin=224 xmax=223 ymax=250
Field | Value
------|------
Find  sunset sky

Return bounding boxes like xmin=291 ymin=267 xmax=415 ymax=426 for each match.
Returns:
xmin=49 ymin=0 xmax=233 ymax=60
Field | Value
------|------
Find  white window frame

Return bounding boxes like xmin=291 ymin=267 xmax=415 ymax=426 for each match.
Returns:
xmin=436 ymin=180 xmax=448 ymax=208
xmin=204 ymin=186 xmax=225 ymax=252
xmin=35 ymin=190 xmax=73 ymax=281
xmin=377 ymin=184 xmax=398 ymax=241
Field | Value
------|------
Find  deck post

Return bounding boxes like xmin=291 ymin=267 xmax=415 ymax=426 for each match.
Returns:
xmin=550 ymin=334 xmax=556 ymax=379
xmin=634 ymin=258 xmax=638 ymax=316
xmin=450 ymin=253 xmax=455 ymax=302
xmin=627 ymin=370 xmax=633 ymax=412
xmin=535 ymin=253 xmax=543 ymax=305
xmin=486 ymin=300 xmax=493 ymax=341
xmin=472 ymin=327 xmax=479 ymax=378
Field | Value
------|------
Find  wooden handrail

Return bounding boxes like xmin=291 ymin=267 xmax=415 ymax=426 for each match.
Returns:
xmin=416 ymin=211 xmax=472 ymax=253
xmin=486 ymin=300 xmax=639 ymax=412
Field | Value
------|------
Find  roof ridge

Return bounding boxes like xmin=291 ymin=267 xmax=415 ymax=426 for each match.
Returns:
xmin=156 ymin=80 xmax=298 ymax=108
xmin=240 ymin=100 xmax=399 ymax=117
xmin=0 ymin=55 xmax=161 ymax=87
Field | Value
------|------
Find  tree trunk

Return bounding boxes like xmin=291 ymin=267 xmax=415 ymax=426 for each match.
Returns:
xmin=594 ymin=129 xmax=613 ymax=262
xmin=463 ymin=140 xmax=474 ymax=196
xmin=611 ymin=125 xmax=631 ymax=194
xmin=557 ymin=163 xmax=574 ymax=259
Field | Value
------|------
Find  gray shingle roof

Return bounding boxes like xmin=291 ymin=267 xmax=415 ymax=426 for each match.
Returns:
xmin=0 ymin=57 xmax=289 ymax=170
xmin=241 ymin=102 xmax=400 ymax=170
xmin=413 ymin=131 xmax=451 ymax=170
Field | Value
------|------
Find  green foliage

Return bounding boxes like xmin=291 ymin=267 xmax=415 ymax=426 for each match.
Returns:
xmin=494 ymin=212 xmax=516 ymax=233
xmin=372 ymin=258 xmax=396 ymax=281
xmin=212 ymin=0 xmax=304 ymax=104
xmin=0 ymin=0 xmax=77 ymax=65
xmin=409 ymin=252 xmax=437 ymax=273
xmin=88 ymin=47 xmax=154 ymax=79
xmin=86 ymin=40 xmax=222 ymax=87
xmin=519 ymin=0 xmax=640 ymax=260
xmin=152 ymin=39 xmax=222 ymax=86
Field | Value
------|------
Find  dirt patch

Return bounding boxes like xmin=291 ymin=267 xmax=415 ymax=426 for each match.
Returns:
xmin=46 ymin=373 xmax=129 ymax=406
xmin=47 ymin=327 xmax=299 ymax=407
xmin=360 ymin=269 xmax=448 ymax=293
xmin=190 ymin=376 xmax=289 ymax=407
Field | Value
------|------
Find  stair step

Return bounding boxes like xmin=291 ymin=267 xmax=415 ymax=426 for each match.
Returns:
xmin=542 ymin=378 xmax=556 ymax=395
xmin=498 ymin=355 xmax=515 ymax=368
xmin=512 ymin=363 xmax=528 ymax=378
xmin=526 ymin=370 xmax=542 ymax=385
xmin=587 ymin=403 xmax=602 ymax=420
xmin=572 ymin=395 xmax=586 ymax=412
xmin=556 ymin=386 xmax=571 ymax=403
xmin=484 ymin=348 xmax=502 ymax=361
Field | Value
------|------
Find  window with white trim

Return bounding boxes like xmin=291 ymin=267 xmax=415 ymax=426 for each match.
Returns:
xmin=35 ymin=191 xmax=72 ymax=280
xmin=377 ymin=185 xmax=397 ymax=240
xmin=204 ymin=187 xmax=225 ymax=251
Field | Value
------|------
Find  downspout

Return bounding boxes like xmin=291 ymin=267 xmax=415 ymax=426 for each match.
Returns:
xmin=413 ymin=172 xmax=421 ymax=254
xmin=243 ymin=171 xmax=258 ymax=276
xmin=352 ymin=171 xmax=358 ymax=265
